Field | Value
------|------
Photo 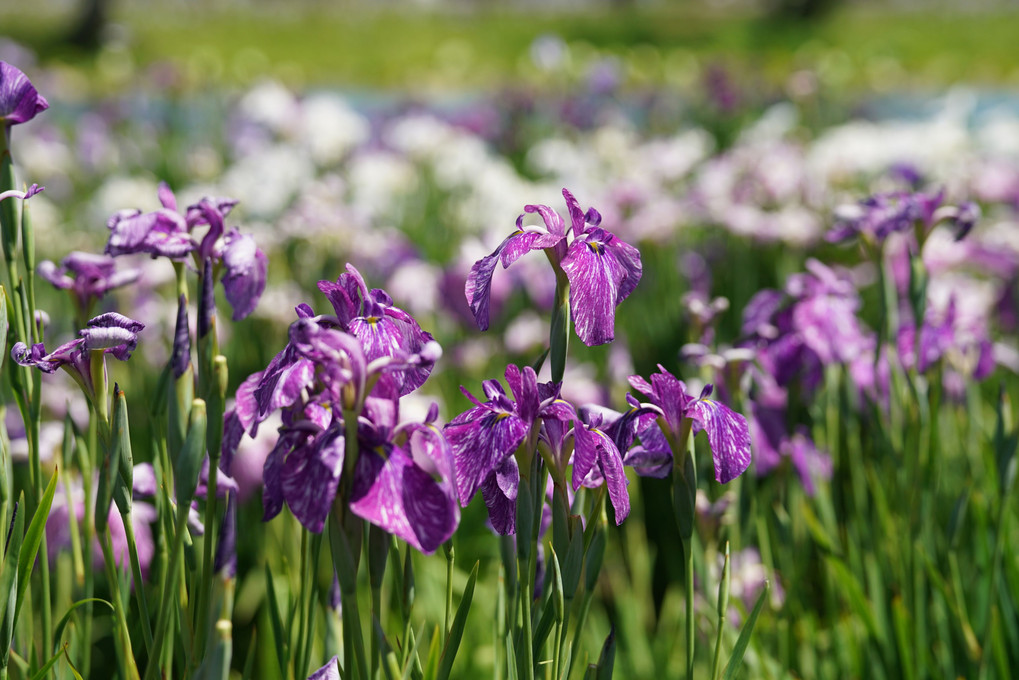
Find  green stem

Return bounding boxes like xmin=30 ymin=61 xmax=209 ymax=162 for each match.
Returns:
xmin=123 ymin=513 xmax=153 ymax=654
xmin=685 ymin=537 xmax=695 ymax=680
xmin=444 ymin=542 xmax=455 ymax=645
xmin=99 ymin=530 xmax=141 ymax=680
xmin=143 ymin=499 xmax=191 ymax=680
xmin=565 ymin=591 xmax=593 ymax=680
xmin=194 ymin=456 xmax=221 ymax=664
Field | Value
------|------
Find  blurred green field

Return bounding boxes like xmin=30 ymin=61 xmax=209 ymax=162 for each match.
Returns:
xmin=3 ymin=2 xmax=1019 ymax=92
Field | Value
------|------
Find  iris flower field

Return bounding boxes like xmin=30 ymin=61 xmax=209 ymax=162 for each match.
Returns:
xmin=1 ymin=2 xmax=1018 ymax=678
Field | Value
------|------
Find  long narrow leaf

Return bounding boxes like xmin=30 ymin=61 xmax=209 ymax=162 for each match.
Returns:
xmin=264 ymin=564 xmax=289 ymax=677
xmin=721 ymin=580 xmax=770 ymax=680
xmin=15 ymin=468 xmax=58 ymax=625
xmin=435 ymin=561 xmax=479 ymax=680
xmin=29 ymin=643 xmax=70 ymax=680
xmin=52 ymin=598 xmax=114 ymax=649
xmin=0 ymin=498 xmax=24 ymax=634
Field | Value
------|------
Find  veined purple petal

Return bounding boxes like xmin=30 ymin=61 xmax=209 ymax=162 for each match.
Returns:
xmin=561 ymin=228 xmax=635 ymax=346
xmin=465 ymin=245 xmax=505 ymax=332
xmin=688 ymin=399 xmax=752 ymax=484
xmin=500 ymin=230 xmax=563 ymax=269
xmin=481 ymin=456 xmax=519 ymax=535
xmin=445 ymin=409 xmax=528 ymax=505
xmin=318 ymin=276 xmax=361 ymax=327
xmin=571 ymin=422 xmax=629 ymax=524
xmin=504 ymin=364 xmax=539 ymax=425
xmin=0 ymin=62 xmax=48 ymax=125
xmin=280 ymin=425 xmax=345 ymax=533
xmin=349 ymin=446 xmax=459 ymax=554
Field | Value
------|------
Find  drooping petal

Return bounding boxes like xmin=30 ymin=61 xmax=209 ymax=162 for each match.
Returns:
xmin=688 ymin=399 xmax=752 ymax=484
xmin=560 ymin=227 xmax=640 ymax=346
xmin=445 ymin=409 xmax=528 ymax=505
xmin=571 ymin=422 xmax=629 ymax=524
xmin=280 ymin=426 xmax=345 ymax=533
xmin=349 ymin=446 xmax=458 ymax=554
xmin=480 ymin=456 xmax=519 ymax=535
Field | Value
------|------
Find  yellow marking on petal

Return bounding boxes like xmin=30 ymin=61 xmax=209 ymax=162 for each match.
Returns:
xmin=586 ymin=241 xmax=604 ymax=255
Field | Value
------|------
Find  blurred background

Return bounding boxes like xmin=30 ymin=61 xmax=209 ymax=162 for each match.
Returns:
xmin=3 ymin=1 xmax=1019 ymax=677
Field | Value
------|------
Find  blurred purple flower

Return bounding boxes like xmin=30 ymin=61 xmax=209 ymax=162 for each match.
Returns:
xmin=37 ymin=251 xmax=140 ymax=318
xmin=105 ymin=182 xmax=265 ymax=320
xmin=827 ymin=190 xmax=944 ymax=245
xmin=466 ymin=188 xmax=642 ymax=346
xmin=0 ymin=61 xmax=48 ymax=126
xmin=47 ymin=469 xmax=157 ymax=581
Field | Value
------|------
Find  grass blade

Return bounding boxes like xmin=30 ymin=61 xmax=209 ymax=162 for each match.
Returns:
xmin=721 ymin=580 xmax=770 ymax=680
xmin=436 ymin=561 xmax=479 ymax=680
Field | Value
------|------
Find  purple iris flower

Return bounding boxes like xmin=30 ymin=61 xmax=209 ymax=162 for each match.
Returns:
xmin=347 ymin=396 xmax=459 ymax=554
xmin=0 ymin=61 xmax=48 ymax=127
xmin=37 ymin=251 xmax=140 ymax=318
xmin=105 ymin=182 xmax=266 ymax=320
xmin=742 ymin=259 xmax=872 ymax=392
xmin=12 ymin=312 xmax=144 ymax=401
xmin=628 ymin=366 xmax=751 ymax=485
xmin=318 ymin=264 xmax=438 ymax=396
xmin=897 ymin=296 xmax=994 ymax=379
xmin=233 ymin=296 xmax=452 ymax=550
xmin=466 ymin=188 xmax=642 ymax=346
xmin=445 ymin=364 xmax=575 ymax=534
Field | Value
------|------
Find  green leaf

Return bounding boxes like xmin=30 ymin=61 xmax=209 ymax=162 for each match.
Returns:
xmin=264 ymin=564 xmax=289 ymax=678
xmin=596 ymin=627 xmax=615 ymax=680
xmin=52 ymin=598 xmax=114 ymax=649
xmin=531 ymin=595 xmax=556 ymax=662
xmin=62 ymin=646 xmax=85 ymax=680
xmin=436 ymin=561 xmax=478 ymax=680
xmin=721 ymin=580 xmax=770 ymax=680
xmin=0 ymin=495 xmax=25 ymax=658
xmin=15 ymin=469 xmax=58 ymax=625
xmin=825 ymin=556 xmax=879 ymax=636
xmin=423 ymin=625 xmax=441 ymax=680
xmin=29 ymin=643 xmax=71 ymax=680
